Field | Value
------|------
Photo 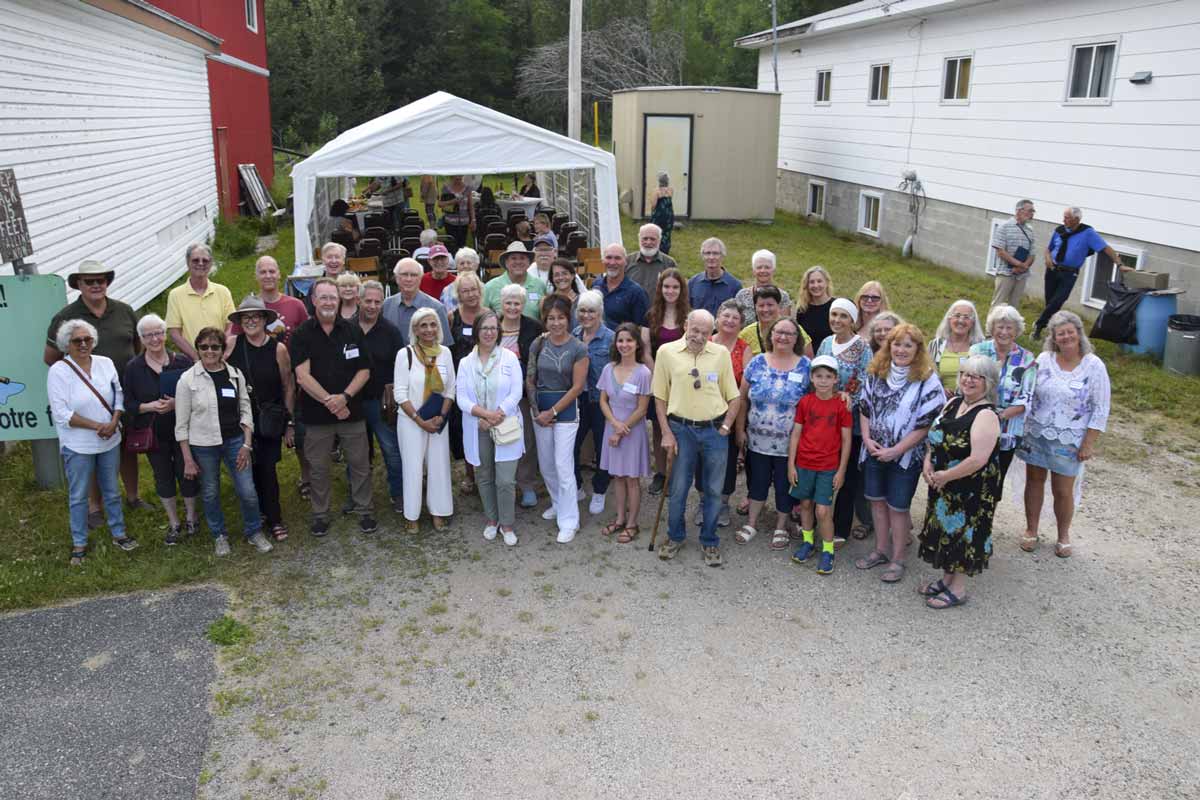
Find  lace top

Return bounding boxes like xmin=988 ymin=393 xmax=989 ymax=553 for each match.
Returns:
xmin=1025 ymin=352 xmax=1109 ymax=447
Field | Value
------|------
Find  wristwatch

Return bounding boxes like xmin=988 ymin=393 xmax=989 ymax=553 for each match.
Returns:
xmin=552 ymin=407 xmax=559 ymax=419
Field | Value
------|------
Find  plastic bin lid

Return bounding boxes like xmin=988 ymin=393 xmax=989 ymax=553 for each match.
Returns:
xmin=1167 ymin=314 xmax=1200 ymax=331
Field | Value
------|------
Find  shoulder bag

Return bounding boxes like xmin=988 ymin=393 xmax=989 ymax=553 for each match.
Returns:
xmin=63 ymin=359 xmax=149 ymax=451
xmin=239 ymin=340 xmax=287 ymax=439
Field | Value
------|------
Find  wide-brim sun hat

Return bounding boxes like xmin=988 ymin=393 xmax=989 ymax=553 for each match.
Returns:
xmin=498 ymin=240 xmax=532 ymax=267
xmin=67 ymin=259 xmax=115 ymax=290
xmin=228 ymin=294 xmax=280 ymax=326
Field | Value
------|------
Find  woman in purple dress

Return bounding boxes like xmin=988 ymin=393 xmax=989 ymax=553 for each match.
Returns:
xmin=598 ymin=323 xmax=652 ymax=544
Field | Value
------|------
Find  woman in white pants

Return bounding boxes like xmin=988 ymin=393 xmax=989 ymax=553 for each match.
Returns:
xmin=526 ymin=296 xmax=588 ymax=543
xmin=394 ymin=307 xmax=456 ymax=533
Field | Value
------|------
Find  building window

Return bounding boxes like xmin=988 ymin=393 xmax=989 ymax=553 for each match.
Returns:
xmin=808 ymin=180 xmax=826 ymax=218
xmin=1068 ymin=41 xmax=1117 ymax=102
xmin=869 ymin=63 xmax=890 ymax=103
xmin=858 ymin=191 xmax=881 ymax=237
xmin=1083 ymin=245 xmax=1143 ymax=309
xmin=942 ymin=55 xmax=972 ymax=102
xmin=815 ymin=69 xmax=832 ymax=104
xmin=245 ymin=0 xmax=258 ymax=32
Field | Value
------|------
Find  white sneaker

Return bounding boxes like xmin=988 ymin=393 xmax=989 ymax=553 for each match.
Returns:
xmin=541 ymin=505 xmax=558 ymax=521
xmin=556 ymin=528 xmax=576 ymax=544
xmin=483 ymin=524 xmax=498 ymax=541
xmin=248 ymin=532 xmax=274 ymax=553
xmin=588 ymin=492 xmax=606 ymax=515
xmin=576 ymin=486 xmax=587 ymax=501
xmin=214 ymin=535 xmax=231 ymax=557
xmin=502 ymin=529 xmax=518 ymax=546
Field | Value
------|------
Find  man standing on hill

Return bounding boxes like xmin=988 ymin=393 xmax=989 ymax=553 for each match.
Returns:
xmin=1033 ymin=206 xmax=1123 ymax=340
xmin=988 ymin=199 xmax=1037 ymax=311
xmin=625 ymin=223 xmax=676 ymax=298
xmin=165 ymin=243 xmax=236 ymax=360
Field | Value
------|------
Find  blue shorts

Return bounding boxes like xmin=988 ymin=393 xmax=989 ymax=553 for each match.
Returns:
xmin=789 ymin=467 xmax=836 ymax=507
xmin=861 ymin=455 xmax=922 ymax=511
xmin=1018 ymin=434 xmax=1082 ymax=477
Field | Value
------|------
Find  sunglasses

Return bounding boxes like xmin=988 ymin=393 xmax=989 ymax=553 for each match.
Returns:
xmin=190 ymin=259 xmax=212 ymax=266
xmin=689 ymin=368 xmax=702 ymax=390
xmin=70 ymin=337 xmax=94 ymax=346
xmin=197 ymin=344 xmax=223 ymax=352
xmin=860 ymin=294 xmax=882 ymax=302
xmin=79 ymin=277 xmax=108 ymax=287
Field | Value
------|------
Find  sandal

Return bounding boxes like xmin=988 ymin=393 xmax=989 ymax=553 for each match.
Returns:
xmin=616 ymin=524 xmax=640 ymax=544
xmin=734 ymin=524 xmax=757 ymax=545
xmin=270 ymin=523 xmax=289 ymax=542
xmin=69 ymin=547 xmax=86 ymax=567
xmin=1055 ymin=541 xmax=1072 ymax=558
xmin=854 ymin=551 xmax=889 ymax=570
xmin=404 ymin=519 xmax=420 ymax=534
xmin=917 ymin=579 xmax=949 ymax=597
xmin=431 ymin=516 xmax=448 ymax=532
xmin=880 ymin=561 xmax=906 ymax=583
xmin=926 ymin=587 xmax=968 ymax=609
xmin=600 ymin=519 xmax=625 ymax=537
xmin=770 ymin=529 xmax=790 ymax=550
xmin=1019 ymin=534 xmax=1039 ymax=552
xmin=459 ymin=479 xmax=477 ymax=495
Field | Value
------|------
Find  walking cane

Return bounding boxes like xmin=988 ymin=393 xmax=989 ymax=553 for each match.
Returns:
xmin=647 ymin=455 xmax=674 ymax=553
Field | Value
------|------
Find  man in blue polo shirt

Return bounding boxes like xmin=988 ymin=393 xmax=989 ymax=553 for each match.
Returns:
xmin=592 ymin=242 xmax=649 ymax=328
xmin=1034 ymin=206 xmax=1122 ymax=339
xmin=687 ymin=236 xmax=741 ymax=317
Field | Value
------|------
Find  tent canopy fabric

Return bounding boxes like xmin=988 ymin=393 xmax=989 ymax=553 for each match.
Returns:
xmin=291 ymin=92 xmax=622 ymax=267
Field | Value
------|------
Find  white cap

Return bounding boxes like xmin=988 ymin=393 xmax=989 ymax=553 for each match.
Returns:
xmin=811 ymin=354 xmax=839 ymax=374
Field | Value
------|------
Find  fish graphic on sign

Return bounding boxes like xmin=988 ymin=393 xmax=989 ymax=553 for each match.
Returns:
xmin=0 ymin=376 xmax=27 ymax=405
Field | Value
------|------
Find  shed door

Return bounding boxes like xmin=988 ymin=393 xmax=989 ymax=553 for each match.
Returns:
xmin=643 ymin=115 xmax=691 ymax=218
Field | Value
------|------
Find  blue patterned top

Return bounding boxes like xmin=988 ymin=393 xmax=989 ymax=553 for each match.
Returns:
xmin=969 ymin=339 xmax=1037 ymax=451
xmin=743 ymin=354 xmax=811 ymax=456
xmin=574 ymin=323 xmax=615 ymax=401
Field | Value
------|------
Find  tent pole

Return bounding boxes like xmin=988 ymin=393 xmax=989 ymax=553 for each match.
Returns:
xmin=568 ymin=0 xmax=582 ymax=140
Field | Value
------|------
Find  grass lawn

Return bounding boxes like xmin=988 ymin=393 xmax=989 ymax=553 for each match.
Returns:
xmin=2 ymin=209 xmax=1196 ymax=612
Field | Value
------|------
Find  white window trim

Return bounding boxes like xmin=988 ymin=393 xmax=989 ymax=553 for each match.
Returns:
xmin=814 ymin=68 xmax=832 ymax=106
xmin=858 ymin=190 xmax=882 ymax=237
xmin=868 ymin=62 xmax=891 ymax=105
xmin=984 ymin=217 xmax=1006 ymax=275
xmin=1063 ymin=36 xmax=1120 ymax=107
xmin=940 ymin=52 xmax=973 ymax=105
xmin=807 ymin=179 xmax=827 ymax=219
xmin=246 ymin=0 xmax=259 ymax=33
xmin=1081 ymin=241 xmax=1145 ymax=309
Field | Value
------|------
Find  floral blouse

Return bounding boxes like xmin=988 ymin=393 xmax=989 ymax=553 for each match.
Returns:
xmin=857 ymin=373 xmax=946 ymax=469
xmin=970 ymin=340 xmax=1037 ymax=451
xmin=743 ymin=354 xmax=811 ymax=457
xmin=1025 ymin=352 xmax=1110 ymax=448
xmin=816 ymin=334 xmax=872 ymax=415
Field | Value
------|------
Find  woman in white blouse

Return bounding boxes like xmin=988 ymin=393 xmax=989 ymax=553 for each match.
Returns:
xmin=47 ymin=320 xmax=138 ymax=565
xmin=1018 ymin=311 xmax=1110 ymax=558
xmin=394 ymin=307 xmax=456 ymax=533
xmin=456 ymin=310 xmax=524 ymax=546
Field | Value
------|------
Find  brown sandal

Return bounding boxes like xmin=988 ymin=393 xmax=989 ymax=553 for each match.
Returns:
xmin=600 ymin=519 xmax=624 ymax=537
xmin=616 ymin=524 xmax=640 ymax=544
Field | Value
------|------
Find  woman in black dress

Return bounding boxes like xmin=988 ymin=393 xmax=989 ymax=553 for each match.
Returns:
xmin=917 ymin=354 xmax=1002 ymax=609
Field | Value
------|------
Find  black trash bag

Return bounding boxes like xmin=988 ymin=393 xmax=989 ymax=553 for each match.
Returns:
xmin=1090 ymin=281 xmax=1145 ymax=345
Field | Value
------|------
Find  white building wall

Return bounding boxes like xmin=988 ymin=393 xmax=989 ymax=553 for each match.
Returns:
xmin=0 ymin=0 xmax=218 ymax=310
xmin=759 ymin=0 xmax=1200 ymax=253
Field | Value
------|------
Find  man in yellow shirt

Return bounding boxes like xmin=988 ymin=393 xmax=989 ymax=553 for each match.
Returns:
xmin=165 ymin=243 xmax=236 ymax=360
xmin=652 ymin=309 xmax=741 ymax=566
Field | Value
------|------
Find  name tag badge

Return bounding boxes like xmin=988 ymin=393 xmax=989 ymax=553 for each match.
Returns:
xmin=462 ymin=326 xmax=473 ymax=337
xmin=528 ymin=292 xmax=540 ymax=301
xmin=220 ymin=387 xmax=236 ymax=398
xmin=622 ymin=381 xmax=639 ymax=394
xmin=1069 ymin=380 xmax=1085 ymax=390
xmin=501 ymin=365 xmax=512 ymax=377
xmin=706 ymin=372 xmax=719 ymax=383
xmin=344 ymin=346 xmax=360 ymax=359
xmin=788 ymin=372 xmax=806 ymax=383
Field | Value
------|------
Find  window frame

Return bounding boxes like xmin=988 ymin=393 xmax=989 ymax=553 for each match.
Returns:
xmin=985 ymin=217 xmax=1007 ymax=274
xmin=941 ymin=53 xmax=973 ymax=105
xmin=245 ymin=0 xmax=259 ymax=33
xmin=858 ymin=190 xmax=882 ymax=237
xmin=1081 ymin=242 xmax=1144 ymax=310
xmin=814 ymin=68 xmax=832 ymax=105
xmin=1064 ymin=37 xmax=1120 ymax=106
xmin=868 ymin=62 xmax=891 ymax=105
xmin=807 ymin=179 xmax=827 ymax=219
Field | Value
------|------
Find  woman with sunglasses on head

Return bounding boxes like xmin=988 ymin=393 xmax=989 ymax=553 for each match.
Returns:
xmin=854 ymin=281 xmax=891 ymax=335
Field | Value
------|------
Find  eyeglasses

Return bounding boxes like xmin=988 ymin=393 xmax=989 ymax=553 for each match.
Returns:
xmin=197 ymin=344 xmax=223 ymax=352
xmin=189 ymin=259 xmax=212 ymax=266
xmin=860 ymin=294 xmax=882 ymax=302
xmin=773 ymin=330 xmax=798 ymax=339
xmin=959 ymin=373 xmax=984 ymax=382
xmin=79 ymin=277 xmax=108 ymax=287
xmin=950 ymin=313 xmax=975 ymax=321
xmin=70 ymin=337 xmax=94 ymax=346
xmin=142 ymin=330 xmax=166 ymax=339
xmin=701 ymin=251 xmax=722 ymax=257
xmin=241 ymin=315 xmax=264 ymax=324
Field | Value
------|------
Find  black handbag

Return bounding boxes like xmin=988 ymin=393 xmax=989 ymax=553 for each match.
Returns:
xmin=239 ymin=340 xmax=287 ymax=439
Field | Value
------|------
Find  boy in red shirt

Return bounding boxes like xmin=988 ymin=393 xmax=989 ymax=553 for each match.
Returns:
xmin=788 ymin=355 xmax=853 ymax=574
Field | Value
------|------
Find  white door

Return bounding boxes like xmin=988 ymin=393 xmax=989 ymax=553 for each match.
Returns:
xmin=643 ymin=115 xmax=691 ymax=218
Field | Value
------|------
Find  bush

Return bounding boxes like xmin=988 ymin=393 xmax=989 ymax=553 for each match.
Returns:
xmin=212 ymin=216 xmax=260 ymax=261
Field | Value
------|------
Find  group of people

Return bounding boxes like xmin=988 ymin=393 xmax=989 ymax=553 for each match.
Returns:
xmin=49 ymin=206 xmax=1112 ymax=610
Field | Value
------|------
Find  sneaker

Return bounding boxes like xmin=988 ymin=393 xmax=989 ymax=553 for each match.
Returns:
xmin=483 ymin=524 xmax=498 ymax=541
xmin=248 ymin=532 xmax=274 ymax=553
xmin=311 ymin=518 xmax=330 ymax=538
xmin=185 ymin=519 xmax=200 ymax=537
xmin=588 ymin=493 xmax=606 ymax=515
xmin=816 ymin=551 xmax=835 ymax=575
xmin=648 ymin=473 xmax=666 ymax=496
xmin=541 ymin=505 xmax=558 ymax=521
xmin=717 ymin=503 xmax=731 ymax=529
xmin=792 ymin=542 xmax=816 ymax=563
xmin=520 ymin=489 xmax=538 ymax=508
xmin=556 ymin=528 xmax=576 ymax=544
xmin=359 ymin=515 xmax=378 ymax=534
xmin=703 ymin=545 xmax=723 ymax=567
xmin=214 ymin=535 xmax=231 ymax=557
xmin=165 ymin=525 xmax=181 ymax=547
xmin=657 ymin=538 xmax=684 ymax=560
xmin=112 ymin=537 xmax=139 ymax=552
xmin=502 ymin=529 xmax=518 ymax=546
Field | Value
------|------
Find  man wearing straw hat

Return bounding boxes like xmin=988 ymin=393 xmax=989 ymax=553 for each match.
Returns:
xmin=45 ymin=259 xmax=146 ymax=519
xmin=483 ymin=241 xmax=547 ymax=320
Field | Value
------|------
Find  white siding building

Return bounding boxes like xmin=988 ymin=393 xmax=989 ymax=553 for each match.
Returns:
xmin=0 ymin=0 xmax=221 ymax=310
xmin=736 ymin=0 xmax=1200 ymax=313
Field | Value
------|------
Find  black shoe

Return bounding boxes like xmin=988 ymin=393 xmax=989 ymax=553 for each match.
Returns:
xmin=648 ymin=473 xmax=665 ymax=496
xmin=311 ymin=518 xmax=330 ymax=538
xmin=390 ymin=497 xmax=403 ymax=515
xmin=165 ymin=525 xmax=181 ymax=547
xmin=359 ymin=515 xmax=378 ymax=534
xmin=1032 ymin=326 xmax=1044 ymax=341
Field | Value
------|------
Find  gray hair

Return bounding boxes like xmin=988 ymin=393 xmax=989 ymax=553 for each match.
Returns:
xmin=499 ymin=282 xmax=527 ymax=305
xmin=56 ymin=319 xmax=98 ymax=352
xmin=717 ymin=298 xmax=744 ymax=325
xmin=359 ymin=279 xmax=385 ymax=298
xmin=255 ymin=255 xmax=279 ymax=273
xmin=577 ymin=289 xmax=604 ymax=314
xmin=408 ymin=307 xmax=443 ymax=345
xmin=934 ymin=299 xmax=985 ymax=344
xmin=419 ymin=229 xmax=438 ymax=247
xmin=957 ymin=354 xmax=1000 ymax=405
xmin=985 ymin=303 xmax=1025 ymax=337
xmin=454 ymin=247 xmax=480 ymax=268
xmin=865 ymin=311 xmax=905 ymax=349
xmin=1044 ymin=310 xmax=1094 ymax=356
xmin=603 ymin=242 xmax=627 ymax=259
xmin=137 ymin=313 xmax=167 ymax=338
xmin=751 ymin=249 xmax=776 ymax=269
xmin=657 ymin=172 xmax=670 ymax=187
xmin=393 ymin=257 xmax=423 ymax=279
xmin=185 ymin=242 xmax=211 ymax=265
xmin=687 ymin=308 xmax=715 ymax=331
xmin=1066 ymin=206 xmax=1083 ymax=220
xmin=1015 ymin=199 xmax=1034 ymax=213
xmin=321 ymin=241 xmax=347 ymax=259
xmin=454 ymin=271 xmax=484 ymax=296
xmin=700 ymin=237 xmax=726 ymax=257
xmin=638 ymin=223 xmax=662 ymax=239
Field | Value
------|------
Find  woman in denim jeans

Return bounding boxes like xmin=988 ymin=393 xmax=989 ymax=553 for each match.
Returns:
xmin=47 ymin=319 xmax=139 ymax=566
xmin=176 ymin=327 xmax=272 ymax=557
xmin=855 ymin=323 xmax=944 ymax=584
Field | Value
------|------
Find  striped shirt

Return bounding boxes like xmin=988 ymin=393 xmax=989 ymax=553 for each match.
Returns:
xmin=989 ymin=217 xmax=1035 ymax=277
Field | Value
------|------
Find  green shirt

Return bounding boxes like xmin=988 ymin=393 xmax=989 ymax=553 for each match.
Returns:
xmin=47 ymin=296 xmax=140 ymax=368
xmin=483 ymin=272 xmax=548 ymax=320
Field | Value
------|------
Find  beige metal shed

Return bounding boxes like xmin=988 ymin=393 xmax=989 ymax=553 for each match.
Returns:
xmin=612 ymin=86 xmax=780 ymax=222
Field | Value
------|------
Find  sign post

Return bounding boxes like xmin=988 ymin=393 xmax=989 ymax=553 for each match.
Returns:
xmin=0 ymin=168 xmax=36 ymax=275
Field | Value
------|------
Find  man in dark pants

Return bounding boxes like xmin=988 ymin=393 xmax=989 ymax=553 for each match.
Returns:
xmin=1034 ymin=206 xmax=1122 ymax=340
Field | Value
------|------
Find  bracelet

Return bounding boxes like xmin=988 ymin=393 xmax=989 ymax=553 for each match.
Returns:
xmin=241 ymin=443 xmax=252 ymax=450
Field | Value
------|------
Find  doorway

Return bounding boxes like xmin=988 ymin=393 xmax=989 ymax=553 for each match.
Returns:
xmin=642 ymin=114 xmax=692 ymax=218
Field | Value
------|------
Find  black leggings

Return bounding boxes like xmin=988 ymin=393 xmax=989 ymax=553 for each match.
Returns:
xmin=996 ymin=447 xmax=1016 ymax=502
xmin=831 ymin=436 xmax=863 ymax=537
xmin=147 ymin=438 xmax=198 ymax=499
xmin=251 ymin=434 xmax=283 ymax=526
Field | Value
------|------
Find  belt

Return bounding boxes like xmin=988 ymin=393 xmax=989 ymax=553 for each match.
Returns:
xmin=1050 ymin=263 xmax=1081 ymax=272
xmin=668 ymin=414 xmax=725 ymax=429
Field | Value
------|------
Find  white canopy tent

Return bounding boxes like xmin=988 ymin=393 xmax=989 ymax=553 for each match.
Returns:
xmin=291 ymin=91 xmax=622 ymax=268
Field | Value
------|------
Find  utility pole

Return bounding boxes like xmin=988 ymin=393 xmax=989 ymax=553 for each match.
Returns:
xmin=771 ymin=0 xmax=780 ymax=92
xmin=568 ymin=0 xmax=582 ymax=140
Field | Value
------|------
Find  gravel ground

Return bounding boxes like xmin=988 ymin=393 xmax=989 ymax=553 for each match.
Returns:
xmin=0 ymin=587 xmax=227 ymax=800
